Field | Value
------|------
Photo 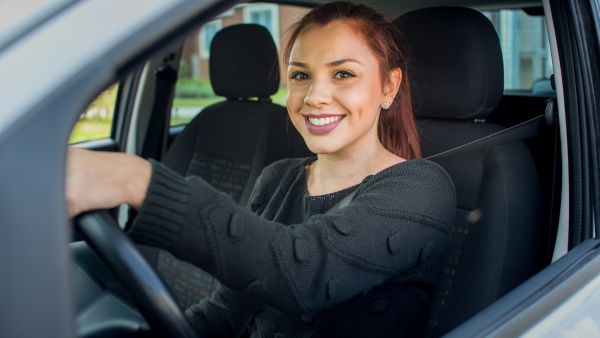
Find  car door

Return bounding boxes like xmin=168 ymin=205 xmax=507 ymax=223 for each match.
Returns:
xmin=0 ymin=1 xmax=231 ymax=337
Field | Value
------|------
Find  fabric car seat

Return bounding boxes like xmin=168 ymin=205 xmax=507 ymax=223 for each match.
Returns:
xmin=162 ymin=23 xmax=308 ymax=206
xmin=147 ymin=24 xmax=309 ymax=310
xmin=394 ymin=7 xmax=543 ymax=337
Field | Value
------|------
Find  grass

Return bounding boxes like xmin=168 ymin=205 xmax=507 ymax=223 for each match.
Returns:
xmin=69 ymin=119 xmax=112 ymax=144
xmin=172 ymin=86 xmax=287 ymax=107
xmin=69 ymin=84 xmax=118 ymax=143
xmin=272 ymin=87 xmax=287 ymax=106
xmin=173 ymin=96 xmax=223 ymax=108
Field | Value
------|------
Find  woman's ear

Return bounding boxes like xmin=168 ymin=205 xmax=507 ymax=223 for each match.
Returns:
xmin=383 ymin=67 xmax=403 ymax=102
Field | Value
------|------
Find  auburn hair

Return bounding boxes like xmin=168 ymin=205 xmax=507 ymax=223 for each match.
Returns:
xmin=284 ymin=2 xmax=421 ymax=159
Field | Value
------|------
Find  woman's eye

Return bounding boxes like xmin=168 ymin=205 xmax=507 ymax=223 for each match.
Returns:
xmin=334 ymin=71 xmax=355 ymax=79
xmin=290 ymin=72 xmax=309 ymax=80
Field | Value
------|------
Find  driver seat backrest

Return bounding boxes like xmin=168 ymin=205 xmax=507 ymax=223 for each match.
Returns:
xmin=395 ymin=7 xmax=543 ymax=337
xmin=162 ymin=23 xmax=308 ymax=206
xmin=153 ymin=24 xmax=308 ymax=310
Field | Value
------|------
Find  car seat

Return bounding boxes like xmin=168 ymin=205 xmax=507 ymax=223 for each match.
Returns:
xmin=162 ymin=23 xmax=308 ymax=206
xmin=395 ymin=7 xmax=544 ymax=337
xmin=148 ymin=24 xmax=308 ymax=310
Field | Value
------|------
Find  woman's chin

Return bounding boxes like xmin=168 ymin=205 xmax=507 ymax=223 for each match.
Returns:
xmin=306 ymin=142 xmax=344 ymax=156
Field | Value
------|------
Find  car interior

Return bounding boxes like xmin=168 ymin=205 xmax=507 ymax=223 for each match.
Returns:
xmin=69 ymin=0 xmax=567 ymax=337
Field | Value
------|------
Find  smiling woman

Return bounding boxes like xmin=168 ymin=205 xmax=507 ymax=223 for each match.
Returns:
xmin=65 ymin=2 xmax=456 ymax=337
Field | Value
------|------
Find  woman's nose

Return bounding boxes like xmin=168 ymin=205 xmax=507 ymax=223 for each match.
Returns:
xmin=303 ymin=79 xmax=333 ymax=107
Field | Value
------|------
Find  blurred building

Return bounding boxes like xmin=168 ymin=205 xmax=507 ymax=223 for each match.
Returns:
xmin=485 ymin=9 xmax=553 ymax=91
xmin=181 ymin=5 xmax=553 ymax=92
xmin=180 ymin=3 xmax=309 ymax=86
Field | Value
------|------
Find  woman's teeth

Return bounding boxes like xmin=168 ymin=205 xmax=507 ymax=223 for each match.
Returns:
xmin=308 ymin=116 xmax=342 ymax=126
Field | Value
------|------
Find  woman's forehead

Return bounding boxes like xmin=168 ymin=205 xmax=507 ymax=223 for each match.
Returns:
xmin=289 ymin=21 xmax=376 ymax=66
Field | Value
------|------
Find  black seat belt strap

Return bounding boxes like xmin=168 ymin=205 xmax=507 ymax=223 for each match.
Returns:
xmin=326 ymin=108 xmax=553 ymax=212
xmin=140 ymin=65 xmax=178 ymax=161
xmin=427 ymin=114 xmax=544 ymax=160
xmin=126 ymin=65 xmax=177 ymax=232
xmin=326 ymin=190 xmax=357 ymax=213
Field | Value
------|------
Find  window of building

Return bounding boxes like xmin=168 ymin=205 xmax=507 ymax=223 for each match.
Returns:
xmin=200 ymin=19 xmax=222 ymax=59
xmin=482 ymin=9 xmax=554 ymax=94
xmin=243 ymin=3 xmax=279 ymax=47
xmin=69 ymin=83 xmax=118 ymax=144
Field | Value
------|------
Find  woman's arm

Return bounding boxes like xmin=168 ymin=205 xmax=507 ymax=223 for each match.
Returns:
xmin=66 ymin=149 xmax=455 ymax=314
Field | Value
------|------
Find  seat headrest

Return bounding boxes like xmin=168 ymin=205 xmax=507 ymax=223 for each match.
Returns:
xmin=395 ymin=7 xmax=503 ymax=120
xmin=210 ymin=24 xmax=280 ymax=99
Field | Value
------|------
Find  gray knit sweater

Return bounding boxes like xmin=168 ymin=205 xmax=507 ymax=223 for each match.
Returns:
xmin=129 ymin=157 xmax=456 ymax=338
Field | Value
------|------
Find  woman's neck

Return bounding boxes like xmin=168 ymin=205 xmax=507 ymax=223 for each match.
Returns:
xmin=306 ymin=141 xmax=404 ymax=196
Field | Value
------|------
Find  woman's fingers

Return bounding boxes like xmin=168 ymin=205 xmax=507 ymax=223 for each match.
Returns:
xmin=65 ymin=148 xmax=151 ymax=217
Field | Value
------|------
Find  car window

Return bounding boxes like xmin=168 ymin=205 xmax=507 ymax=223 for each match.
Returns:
xmin=171 ymin=3 xmax=309 ymax=127
xmin=69 ymin=83 xmax=118 ymax=144
xmin=481 ymin=9 xmax=554 ymax=95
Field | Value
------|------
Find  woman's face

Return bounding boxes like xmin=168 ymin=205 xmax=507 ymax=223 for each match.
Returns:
xmin=286 ymin=21 xmax=397 ymax=156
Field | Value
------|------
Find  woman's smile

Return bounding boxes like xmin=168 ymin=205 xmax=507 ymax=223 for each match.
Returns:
xmin=304 ymin=114 xmax=345 ymax=135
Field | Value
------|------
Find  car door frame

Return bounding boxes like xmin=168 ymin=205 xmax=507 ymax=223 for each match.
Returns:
xmin=0 ymin=1 xmax=237 ymax=337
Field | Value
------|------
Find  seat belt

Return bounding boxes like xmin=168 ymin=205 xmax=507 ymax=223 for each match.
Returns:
xmin=140 ymin=65 xmax=178 ymax=161
xmin=427 ymin=114 xmax=545 ymax=161
xmin=125 ymin=65 xmax=177 ymax=232
xmin=327 ymin=104 xmax=555 ymax=212
xmin=326 ymin=190 xmax=357 ymax=213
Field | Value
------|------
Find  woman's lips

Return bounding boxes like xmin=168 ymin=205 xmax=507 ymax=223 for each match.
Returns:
xmin=304 ymin=115 xmax=345 ymax=135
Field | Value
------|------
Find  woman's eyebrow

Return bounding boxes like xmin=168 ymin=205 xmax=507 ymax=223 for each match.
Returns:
xmin=288 ymin=61 xmax=308 ymax=67
xmin=327 ymin=58 xmax=362 ymax=66
xmin=288 ymin=58 xmax=363 ymax=67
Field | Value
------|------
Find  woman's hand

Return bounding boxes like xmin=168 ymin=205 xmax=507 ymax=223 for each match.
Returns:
xmin=65 ymin=148 xmax=151 ymax=217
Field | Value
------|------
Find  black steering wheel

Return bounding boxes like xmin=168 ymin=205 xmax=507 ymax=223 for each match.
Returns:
xmin=75 ymin=211 xmax=198 ymax=338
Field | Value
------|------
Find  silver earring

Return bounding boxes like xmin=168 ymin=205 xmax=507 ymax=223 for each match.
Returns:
xmin=381 ymin=101 xmax=391 ymax=110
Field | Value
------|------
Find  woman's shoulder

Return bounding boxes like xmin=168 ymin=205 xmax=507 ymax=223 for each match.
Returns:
xmin=354 ymin=158 xmax=456 ymax=227
xmin=366 ymin=158 xmax=454 ymax=189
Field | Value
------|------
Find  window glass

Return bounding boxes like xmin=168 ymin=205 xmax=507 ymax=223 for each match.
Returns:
xmin=171 ymin=3 xmax=309 ymax=126
xmin=251 ymin=11 xmax=271 ymax=28
xmin=244 ymin=4 xmax=279 ymax=46
xmin=200 ymin=20 xmax=222 ymax=59
xmin=482 ymin=9 xmax=554 ymax=94
xmin=69 ymin=83 xmax=118 ymax=144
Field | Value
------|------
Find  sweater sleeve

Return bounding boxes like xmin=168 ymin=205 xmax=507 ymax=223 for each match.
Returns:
xmin=183 ymin=283 xmax=260 ymax=338
xmin=129 ymin=160 xmax=455 ymax=314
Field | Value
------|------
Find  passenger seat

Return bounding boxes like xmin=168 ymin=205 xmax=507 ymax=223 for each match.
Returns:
xmin=395 ymin=7 xmax=544 ymax=337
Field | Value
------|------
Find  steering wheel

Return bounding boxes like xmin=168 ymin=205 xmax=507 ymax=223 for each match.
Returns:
xmin=75 ymin=211 xmax=198 ymax=338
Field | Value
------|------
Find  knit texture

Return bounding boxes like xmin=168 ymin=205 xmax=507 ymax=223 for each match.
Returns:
xmin=129 ymin=157 xmax=456 ymax=338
